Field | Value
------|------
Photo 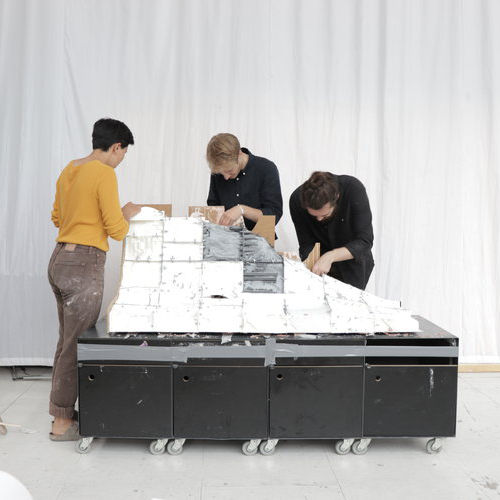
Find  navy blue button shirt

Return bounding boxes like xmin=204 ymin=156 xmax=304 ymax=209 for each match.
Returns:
xmin=207 ymin=148 xmax=283 ymax=231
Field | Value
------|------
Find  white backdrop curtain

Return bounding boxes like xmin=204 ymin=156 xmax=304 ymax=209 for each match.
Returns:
xmin=0 ymin=0 xmax=498 ymax=364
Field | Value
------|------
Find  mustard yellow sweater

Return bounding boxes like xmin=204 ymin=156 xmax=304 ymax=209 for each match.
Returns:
xmin=51 ymin=160 xmax=129 ymax=251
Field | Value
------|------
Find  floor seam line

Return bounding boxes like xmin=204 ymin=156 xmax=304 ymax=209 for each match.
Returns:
xmin=0 ymin=381 xmax=35 ymax=414
xmin=325 ymin=444 xmax=348 ymax=500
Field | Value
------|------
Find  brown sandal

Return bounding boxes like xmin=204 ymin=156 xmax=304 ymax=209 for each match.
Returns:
xmin=49 ymin=421 xmax=80 ymax=441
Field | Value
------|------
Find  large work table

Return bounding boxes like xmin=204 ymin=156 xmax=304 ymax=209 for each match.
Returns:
xmin=76 ymin=316 xmax=458 ymax=456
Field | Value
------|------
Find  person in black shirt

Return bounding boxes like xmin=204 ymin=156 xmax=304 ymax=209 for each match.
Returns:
xmin=206 ymin=133 xmax=283 ymax=230
xmin=289 ymin=171 xmax=374 ymax=290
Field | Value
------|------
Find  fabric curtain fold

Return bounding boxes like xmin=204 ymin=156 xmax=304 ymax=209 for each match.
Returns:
xmin=0 ymin=0 xmax=498 ymax=364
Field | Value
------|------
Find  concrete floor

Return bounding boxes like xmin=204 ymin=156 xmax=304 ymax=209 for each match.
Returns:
xmin=0 ymin=367 xmax=499 ymax=500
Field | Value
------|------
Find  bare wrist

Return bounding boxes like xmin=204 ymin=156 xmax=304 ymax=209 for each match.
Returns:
xmin=327 ymin=250 xmax=337 ymax=264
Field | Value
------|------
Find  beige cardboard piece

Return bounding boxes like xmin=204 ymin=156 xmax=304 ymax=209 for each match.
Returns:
xmin=304 ymin=242 xmax=321 ymax=271
xmin=252 ymin=215 xmax=275 ymax=247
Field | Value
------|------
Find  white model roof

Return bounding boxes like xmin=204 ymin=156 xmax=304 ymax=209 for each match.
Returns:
xmin=108 ymin=207 xmax=419 ymax=334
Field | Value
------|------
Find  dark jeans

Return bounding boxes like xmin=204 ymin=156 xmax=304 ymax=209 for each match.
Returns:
xmin=47 ymin=243 xmax=106 ymax=418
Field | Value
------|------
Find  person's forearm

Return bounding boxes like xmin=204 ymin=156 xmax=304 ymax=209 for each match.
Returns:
xmin=325 ymin=247 xmax=354 ymax=264
xmin=238 ymin=205 xmax=263 ymax=222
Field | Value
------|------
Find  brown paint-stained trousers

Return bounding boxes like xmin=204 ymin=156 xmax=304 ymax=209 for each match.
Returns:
xmin=47 ymin=243 xmax=106 ymax=418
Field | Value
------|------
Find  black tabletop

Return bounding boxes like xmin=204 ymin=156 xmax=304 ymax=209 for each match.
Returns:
xmin=78 ymin=315 xmax=456 ymax=346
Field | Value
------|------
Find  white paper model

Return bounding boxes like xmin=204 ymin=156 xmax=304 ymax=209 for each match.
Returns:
xmin=108 ymin=207 xmax=419 ymax=334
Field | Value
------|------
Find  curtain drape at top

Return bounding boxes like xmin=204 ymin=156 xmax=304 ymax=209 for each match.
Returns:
xmin=0 ymin=0 xmax=498 ymax=364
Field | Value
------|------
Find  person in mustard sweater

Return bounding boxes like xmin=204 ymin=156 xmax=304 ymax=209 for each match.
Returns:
xmin=48 ymin=118 xmax=140 ymax=441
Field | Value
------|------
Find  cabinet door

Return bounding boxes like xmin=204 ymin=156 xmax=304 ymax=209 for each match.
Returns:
xmin=79 ymin=365 xmax=172 ymax=438
xmin=173 ymin=366 xmax=268 ymax=439
xmin=269 ymin=366 xmax=363 ymax=438
xmin=363 ymin=365 xmax=457 ymax=437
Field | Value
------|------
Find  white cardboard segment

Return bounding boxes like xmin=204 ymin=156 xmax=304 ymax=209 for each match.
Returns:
xmin=124 ymin=236 xmax=163 ymax=261
xmin=285 ymin=295 xmax=332 ymax=333
xmin=162 ymin=242 xmax=203 ymax=261
xmin=287 ymin=310 xmax=332 ymax=333
xmin=160 ymin=262 xmax=202 ymax=298
xmin=383 ymin=315 xmax=420 ymax=332
xmin=128 ymin=220 xmax=164 ymax=237
xmin=199 ymin=298 xmax=243 ymax=332
xmin=284 ymin=259 xmax=324 ymax=297
xmin=323 ymin=275 xmax=363 ymax=302
xmin=163 ymin=217 xmax=203 ymax=243
xmin=115 ymin=287 xmax=160 ymax=306
xmin=108 ymin=304 xmax=156 ymax=332
xmin=243 ymin=294 xmax=287 ymax=333
xmin=202 ymin=261 xmax=243 ymax=298
xmin=153 ymin=303 xmax=199 ymax=332
xmin=120 ymin=262 xmax=162 ymax=288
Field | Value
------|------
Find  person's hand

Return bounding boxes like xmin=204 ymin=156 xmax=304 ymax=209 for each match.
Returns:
xmin=311 ymin=252 xmax=334 ymax=276
xmin=219 ymin=205 xmax=242 ymax=226
xmin=122 ymin=202 xmax=141 ymax=221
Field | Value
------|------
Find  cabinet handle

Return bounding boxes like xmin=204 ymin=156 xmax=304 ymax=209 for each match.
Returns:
xmin=375 ymin=375 xmax=382 ymax=382
xmin=276 ymin=374 xmax=284 ymax=381
xmin=182 ymin=375 xmax=190 ymax=382
xmin=88 ymin=374 xmax=95 ymax=381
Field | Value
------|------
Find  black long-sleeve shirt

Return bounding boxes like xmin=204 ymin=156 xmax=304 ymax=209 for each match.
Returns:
xmin=207 ymin=147 xmax=283 ymax=231
xmin=289 ymin=174 xmax=374 ymax=290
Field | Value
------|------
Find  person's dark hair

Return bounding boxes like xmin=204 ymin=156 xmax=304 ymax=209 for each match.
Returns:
xmin=300 ymin=171 xmax=340 ymax=210
xmin=92 ymin=118 xmax=134 ymax=151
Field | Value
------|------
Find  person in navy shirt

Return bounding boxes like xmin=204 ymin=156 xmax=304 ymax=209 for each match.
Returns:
xmin=206 ymin=133 xmax=283 ymax=230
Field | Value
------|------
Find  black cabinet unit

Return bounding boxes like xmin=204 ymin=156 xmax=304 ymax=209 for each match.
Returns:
xmin=77 ymin=316 xmax=458 ymax=454
xmin=362 ymin=316 xmax=458 ymax=438
xmin=78 ymin=364 xmax=172 ymax=439
xmin=363 ymin=365 xmax=457 ymax=437
xmin=173 ymin=365 xmax=268 ymax=439
xmin=269 ymin=365 xmax=363 ymax=438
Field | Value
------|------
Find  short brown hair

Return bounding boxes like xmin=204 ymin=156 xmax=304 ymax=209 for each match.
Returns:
xmin=206 ymin=133 xmax=240 ymax=171
xmin=300 ymin=171 xmax=340 ymax=210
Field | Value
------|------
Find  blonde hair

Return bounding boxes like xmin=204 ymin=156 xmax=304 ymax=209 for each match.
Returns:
xmin=206 ymin=133 xmax=240 ymax=172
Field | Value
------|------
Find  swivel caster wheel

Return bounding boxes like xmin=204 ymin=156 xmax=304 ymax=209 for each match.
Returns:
xmin=334 ymin=439 xmax=353 ymax=455
xmin=259 ymin=439 xmax=278 ymax=456
xmin=167 ymin=439 xmax=185 ymax=455
xmin=351 ymin=439 xmax=371 ymax=455
xmin=241 ymin=440 xmax=260 ymax=456
xmin=149 ymin=439 xmax=168 ymax=455
xmin=75 ymin=437 xmax=93 ymax=454
xmin=426 ymin=438 xmax=442 ymax=454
